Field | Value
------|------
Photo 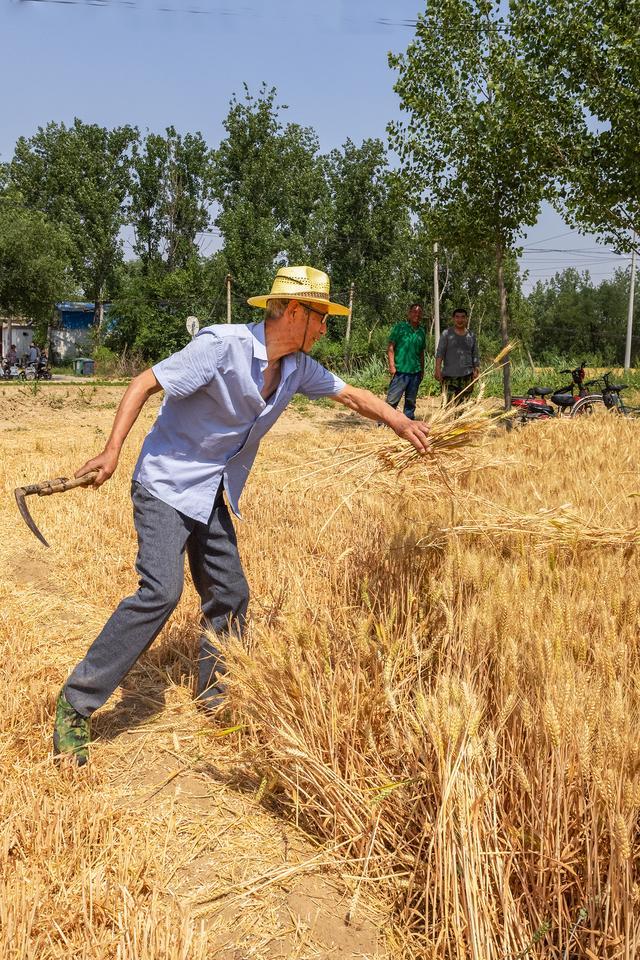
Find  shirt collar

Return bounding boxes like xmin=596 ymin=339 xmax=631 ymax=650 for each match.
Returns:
xmin=250 ymin=321 xmax=268 ymax=362
xmin=281 ymin=353 xmax=298 ymax=382
xmin=250 ymin=320 xmax=299 ymax=382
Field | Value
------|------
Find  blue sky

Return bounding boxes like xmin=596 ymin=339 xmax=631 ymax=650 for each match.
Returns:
xmin=2 ymin=0 xmax=629 ymax=289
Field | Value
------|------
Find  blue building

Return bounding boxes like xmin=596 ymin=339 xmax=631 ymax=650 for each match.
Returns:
xmin=50 ymin=302 xmax=98 ymax=361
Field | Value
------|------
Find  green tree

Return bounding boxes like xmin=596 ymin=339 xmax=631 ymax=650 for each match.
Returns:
xmin=527 ymin=266 xmax=636 ymax=363
xmin=110 ymin=253 xmax=228 ymax=362
xmin=512 ymin=0 xmax=640 ymax=248
xmin=212 ymin=85 xmax=330 ymax=322
xmin=0 ymin=193 xmax=72 ymax=337
xmin=389 ymin=0 xmax=567 ymax=405
xmin=322 ymin=138 xmax=414 ymax=357
xmin=128 ymin=126 xmax=215 ymax=272
xmin=10 ymin=119 xmax=136 ymax=332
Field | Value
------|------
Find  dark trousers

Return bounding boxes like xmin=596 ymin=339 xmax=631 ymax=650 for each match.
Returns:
xmin=442 ymin=374 xmax=474 ymax=406
xmin=64 ymin=481 xmax=249 ymax=717
xmin=386 ymin=371 xmax=422 ymax=420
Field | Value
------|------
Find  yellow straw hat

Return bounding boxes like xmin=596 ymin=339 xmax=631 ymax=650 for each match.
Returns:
xmin=247 ymin=265 xmax=350 ymax=316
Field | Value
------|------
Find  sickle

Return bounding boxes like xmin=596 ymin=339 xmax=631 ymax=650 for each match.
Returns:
xmin=14 ymin=470 xmax=100 ymax=548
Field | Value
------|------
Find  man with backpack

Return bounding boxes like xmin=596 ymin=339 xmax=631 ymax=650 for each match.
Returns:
xmin=435 ymin=308 xmax=480 ymax=405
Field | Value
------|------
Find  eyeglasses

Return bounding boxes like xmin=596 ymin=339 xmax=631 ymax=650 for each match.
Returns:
xmin=303 ymin=304 xmax=329 ymax=324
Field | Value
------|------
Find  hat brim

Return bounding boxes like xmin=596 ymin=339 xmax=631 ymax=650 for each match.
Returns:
xmin=247 ymin=295 xmax=350 ymax=317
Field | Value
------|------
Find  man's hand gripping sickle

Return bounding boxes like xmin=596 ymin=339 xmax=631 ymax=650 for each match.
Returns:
xmin=14 ymin=470 xmax=100 ymax=548
xmin=74 ymin=448 xmax=120 ymax=488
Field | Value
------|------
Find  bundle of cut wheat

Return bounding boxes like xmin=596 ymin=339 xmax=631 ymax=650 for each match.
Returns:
xmin=443 ymin=499 xmax=640 ymax=550
xmin=279 ymin=398 xmax=514 ymax=516
xmin=281 ymin=345 xmax=517 ymax=498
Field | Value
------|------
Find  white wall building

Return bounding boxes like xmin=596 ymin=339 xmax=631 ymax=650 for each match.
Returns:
xmin=1 ymin=319 xmax=35 ymax=359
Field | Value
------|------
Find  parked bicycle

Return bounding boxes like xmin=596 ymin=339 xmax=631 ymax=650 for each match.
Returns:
xmin=571 ymin=372 xmax=640 ymax=417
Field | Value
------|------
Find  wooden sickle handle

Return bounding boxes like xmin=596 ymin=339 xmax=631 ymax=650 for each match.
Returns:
xmin=33 ymin=470 xmax=100 ymax=497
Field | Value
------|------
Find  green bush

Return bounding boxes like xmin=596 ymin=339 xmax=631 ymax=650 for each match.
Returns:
xmin=93 ymin=346 xmax=119 ymax=377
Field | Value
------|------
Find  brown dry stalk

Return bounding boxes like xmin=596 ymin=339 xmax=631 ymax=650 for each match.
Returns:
xmin=442 ymin=498 xmax=640 ymax=549
xmin=2 ymin=383 xmax=640 ymax=959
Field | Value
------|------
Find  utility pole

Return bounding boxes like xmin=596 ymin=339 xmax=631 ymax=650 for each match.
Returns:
xmin=433 ymin=242 xmax=440 ymax=346
xmin=624 ymin=240 xmax=637 ymax=371
xmin=344 ymin=282 xmax=355 ymax=369
xmin=226 ymin=274 xmax=232 ymax=324
xmin=345 ymin=282 xmax=355 ymax=344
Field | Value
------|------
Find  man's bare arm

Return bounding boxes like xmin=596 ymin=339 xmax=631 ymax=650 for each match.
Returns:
xmin=387 ymin=342 xmax=396 ymax=376
xmin=75 ymin=368 xmax=163 ymax=486
xmin=333 ymin=384 xmax=430 ymax=454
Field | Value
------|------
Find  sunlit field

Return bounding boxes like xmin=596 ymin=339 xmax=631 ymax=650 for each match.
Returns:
xmin=2 ymin=383 xmax=639 ymax=959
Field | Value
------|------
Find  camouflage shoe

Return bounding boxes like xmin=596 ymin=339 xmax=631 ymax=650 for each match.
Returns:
xmin=53 ymin=691 xmax=91 ymax=766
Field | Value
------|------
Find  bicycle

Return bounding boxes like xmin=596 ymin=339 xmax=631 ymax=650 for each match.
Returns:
xmin=571 ymin=372 xmax=640 ymax=417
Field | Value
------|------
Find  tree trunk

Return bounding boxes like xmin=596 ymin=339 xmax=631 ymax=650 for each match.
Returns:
xmin=477 ymin=306 xmax=486 ymax=341
xmin=93 ymin=299 xmax=104 ymax=346
xmin=495 ymin=240 xmax=511 ymax=410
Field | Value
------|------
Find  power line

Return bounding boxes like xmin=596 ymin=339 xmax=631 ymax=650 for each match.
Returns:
xmin=522 ymin=259 xmax=626 ymax=267
xmin=521 ymin=230 xmax=577 ymax=248
xmin=16 ymin=0 xmax=424 ymax=28
xmin=374 ymin=17 xmax=418 ymax=27
xmin=520 ymin=248 xmax=626 ymax=256
xmin=17 ymin=0 xmax=248 ymax=12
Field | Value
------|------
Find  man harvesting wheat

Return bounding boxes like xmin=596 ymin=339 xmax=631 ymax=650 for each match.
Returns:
xmin=53 ymin=266 xmax=431 ymax=765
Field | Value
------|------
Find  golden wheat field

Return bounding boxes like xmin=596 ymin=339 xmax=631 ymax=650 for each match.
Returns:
xmin=1 ymin=383 xmax=639 ymax=960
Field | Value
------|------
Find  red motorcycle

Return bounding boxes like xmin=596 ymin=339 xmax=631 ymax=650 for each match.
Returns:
xmin=512 ymin=362 xmax=588 ymax=423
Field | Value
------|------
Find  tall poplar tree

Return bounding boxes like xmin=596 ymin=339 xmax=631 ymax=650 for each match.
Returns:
xmin=212 ymin=85 xmax=329 ymax=321
xmin=512 ymin=0 xmax=640 ymax=249
xmin=128 ymin=126 xmax=214 ymax=273
xmin=389 ymin=0 xmax=566 ymax=405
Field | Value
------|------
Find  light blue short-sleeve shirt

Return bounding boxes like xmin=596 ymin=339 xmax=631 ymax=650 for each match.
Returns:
xmin=132 ymin=322 xmax=346 ymax=523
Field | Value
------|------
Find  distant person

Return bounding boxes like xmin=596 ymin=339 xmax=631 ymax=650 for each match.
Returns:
xmin=435 ymin=308 xmax=480 ymax=405
xmin=28 ymin=343 xmax=40 ymax=365
xmin=7 ymin=344 xmax=17 ymax=366
xmin=385 ymin=304 xmax=426 ymax=420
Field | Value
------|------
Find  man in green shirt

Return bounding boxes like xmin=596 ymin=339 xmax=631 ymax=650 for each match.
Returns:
xmin=386 ymin=303 xmax=426 ymax=420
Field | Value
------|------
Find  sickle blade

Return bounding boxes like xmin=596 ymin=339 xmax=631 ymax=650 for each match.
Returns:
xmin=14 ymin=488 xmax=50 ymax=548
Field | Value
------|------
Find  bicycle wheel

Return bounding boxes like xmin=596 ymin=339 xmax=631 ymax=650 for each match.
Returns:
xmin=570 ymin=395 xmax=607 ymax=417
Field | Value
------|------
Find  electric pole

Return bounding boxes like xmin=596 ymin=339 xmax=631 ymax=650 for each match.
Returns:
xmin=624 ymin=241 xmax=637 ymax=371
xmin=226 ymin=274 xmax=232 ymax=324
xmin=433 ymin=242 xmax=440 ymax=346
xmin=345 ymin=282 xmax=355 ymax=345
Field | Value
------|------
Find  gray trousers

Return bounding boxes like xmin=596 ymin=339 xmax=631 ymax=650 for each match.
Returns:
xmin=64 ymin=481 xmax=249 ymax=717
